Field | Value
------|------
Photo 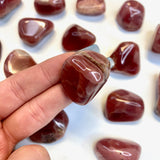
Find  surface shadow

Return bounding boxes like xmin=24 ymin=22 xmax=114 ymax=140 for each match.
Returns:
xmin=35 ymin=10 xmax=67 ymax=21
xmin=147 ymin=51 xmax=160 ymax=66
xmin=76 ymin=13 xmax=105 ymax=22
xmin=110 ymin=71 xmax=138 ymax=80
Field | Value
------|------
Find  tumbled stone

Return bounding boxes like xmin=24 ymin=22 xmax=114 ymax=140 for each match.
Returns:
xmin=0 ymin=0 xmax=21 ymax=18
xmin=62 ymin=24 xmax=96 ymax=51
xmin=34 ymin=0 xmax=65 ymax=15
xmin=61 ymin=50 xmax=110 ymax=105
xmin=109 ymin=41 xmax=140 ymax=76
xmin=105 ymin=89 xmax=144 ymax=122
xmin=116 ymin=0 xmax=145 ymax=31
xmin=4 ymin=49 xmax=36 ymax=77
xmin=29 ymin=110 xmax=69 ymax=143
xmin=95 ymin=138 xmax=141 ymax=160
xmin=155 ymin=74 xmax=160 ymax=116
xmin=76 ymin=0 xmax=106 ymax=16
xmin=152 ymin=24 xmax=160 ymax=53
xmin=18 ymin=18 xmax=54 ymax=46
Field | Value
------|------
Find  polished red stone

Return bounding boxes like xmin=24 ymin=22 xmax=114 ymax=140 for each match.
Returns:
xmin=95 ymin=138 xmax=141 ymax=160
xmin=4 ymin=49 xmax=36 ymax=78
xmin=105 ymin=89 xmax=144 ymax=122
xmin=18 ymin=18 xmax=54 ymax=46
xmin=116 ymin=0 xmax=145 ymax=31
xmin=30 ymin=110 xmax=69 ymax=143
xmin=76 ymin=0 xmax=106 ymax=16
xmin=34 ymin=0 xmax=65 ymax=15
xmin=0 ymin=0 xmax=21 ymax=18
xmin=152 ymin=25 xmax=160 ymax=53
xmin=155 ymin=74 xmax=160 ymax=116
xmin=62 ymin=24 xmax=96 ymax=51
xmin=61 ymin=50 xmax=110 ymax=105
xmin=110 ymin=41 xmax=140 ymax=76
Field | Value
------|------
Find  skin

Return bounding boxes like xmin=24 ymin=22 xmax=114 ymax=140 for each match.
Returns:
xmin=0 ymin=52 xmax=74 ymax=160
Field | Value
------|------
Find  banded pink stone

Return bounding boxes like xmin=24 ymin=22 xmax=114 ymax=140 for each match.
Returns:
xmin=95 ymin=138 xmax=141 ymax=160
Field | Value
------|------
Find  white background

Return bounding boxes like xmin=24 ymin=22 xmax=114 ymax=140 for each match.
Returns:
xmin=0 ymin=0 xmax=160 ymax=159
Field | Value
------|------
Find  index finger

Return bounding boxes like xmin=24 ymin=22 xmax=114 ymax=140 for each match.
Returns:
xmin=0 ymin=52 xmax=74 ymax=120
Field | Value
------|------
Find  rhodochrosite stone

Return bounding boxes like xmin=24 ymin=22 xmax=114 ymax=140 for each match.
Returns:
xmin=152 ymin=25 xmax=160 ymax=53
xmin=0 ymin=0 xmax=21 ymax=18
xmin=110 ymin=41 xmax=140 ymax=75
xmin=61 ymin=50 xmax=110 ymax=105
xmin=4 ymin=49 xmax=36 ymax=77
xmin=155 ymin=74 xmax=160 ymax=116
xmin=34 ymin=0 xmax=65 ymax=15
xmin=116 ymin=0 xmax=145 ymax=31
xmin=62 ymin=24 xmax=96 ymax=51
xmin=76 ymin=0 xmax=106 ymax=16
xmin=18 ymin=18 xmax=54 ymax=46
xmin=105 ymin=89 xmax=144 ymax=121
xmin=30 ymin=110 xmax=69 ymax=143
xmin=95 ymin=138 xmax=141 ymax=160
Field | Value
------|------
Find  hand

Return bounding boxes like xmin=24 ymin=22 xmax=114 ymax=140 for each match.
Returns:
xmin=0 ymin=52 xmax=73 ymax=160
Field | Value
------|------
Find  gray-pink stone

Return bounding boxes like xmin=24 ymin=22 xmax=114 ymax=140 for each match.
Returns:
xmin=76 ymin=0 xmax=106 ymax=16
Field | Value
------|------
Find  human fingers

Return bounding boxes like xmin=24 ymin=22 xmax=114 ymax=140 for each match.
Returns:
xmin=0 ymin=52 xmax=74 ymax=120
xmin=3 ymin=83 xmax=71 ymax=147
xmin=7 ymin=145 xmax=50 ymax=160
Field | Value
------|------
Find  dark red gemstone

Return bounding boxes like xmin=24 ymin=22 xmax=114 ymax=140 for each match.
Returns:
xmin=18 ymin=18 xmax=54 ymax=46
xmin=29 ymin=110 xmax=69 ymax=143
xmin=0 ymin=0 xmax=21 ymax=18
xmin=62 ymin=24 xmax=96 ymax=51
xmin=110 ymin=41 xmax=140 ymax=76
xmin=95 ymin=138 xmax=141 ymax=160
xmin=151 ymin=25 xmax=160 ymax=53
xmin=34 ymin=0 xmax=65 ymax=15
xmin=155 ymin=74 xmax=160 ymax=116
xmin=76 ymin=0 xmax=106 ymax=16
xmin=61 ymin=50 xmax=110 ymax=105
xmin=105 ymin=89 xmax=144 ymax=122
xmin=116 ymin=0 xmax=145 ymax=31
xmin=4 ymin=49 xmax=36 ymax=78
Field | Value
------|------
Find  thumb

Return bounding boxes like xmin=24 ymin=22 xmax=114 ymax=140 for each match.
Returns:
xmin=7 ymin=145 xmax=50 ymax=160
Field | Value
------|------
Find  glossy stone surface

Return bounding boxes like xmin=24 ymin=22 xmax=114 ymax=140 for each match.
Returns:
xmin=105 ymin=89 xmax=144 ymax=122
xmin=61 ymin=50 xmax=110 ymax=105
xmin=110 ymin=41 xmax=140 ymax=76
xmin=18 ymin=18 xmax=54 ymax=46
xmin=0 ymin=0 xmax=21 ymax=18
xmin=62 ymin=24 xmax=96 ymax=51
xmin=116 ymin=0 xmax=145 ymax=31
xmin=30 ymin=110 xmax=69 ymax=143
xmin=155 ymin=74 xmax=160 ymax=116
xmin=4 ymin=49 xmax=36 ymax=78
xmin=95 ymin=138 xmax=141 ymax=160
xmin=34 ymin=0 xmax=65 ymax=15
xmin=76 ymin=0 xmax=105 ymax=16
xmin=152 ymin=24 xmax=160 ymax=53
